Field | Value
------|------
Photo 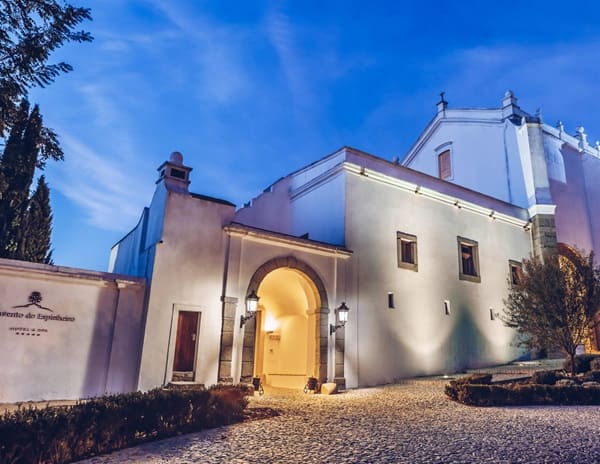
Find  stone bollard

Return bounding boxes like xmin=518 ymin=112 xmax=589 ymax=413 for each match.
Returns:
xmin=321 ymin=382 xmax=338 ymax=395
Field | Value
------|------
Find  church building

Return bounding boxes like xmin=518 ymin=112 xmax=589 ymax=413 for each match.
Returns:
xmin=1 ymin=92 xmax=597 ymax=402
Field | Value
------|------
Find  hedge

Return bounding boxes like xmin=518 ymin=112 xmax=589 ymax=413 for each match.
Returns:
xmin=564 ymin=354 xmax=600 ymax=374
xmin=0 ymin=385 xmax=250 ymax=464
xmin=445 ymin=379 xmax=600 ymax=406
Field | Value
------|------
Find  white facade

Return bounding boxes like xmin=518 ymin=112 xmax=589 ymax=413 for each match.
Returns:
xmin=403 ymin=91 xmax=600 ymax=258
xmin=109 ymin=145 xmax=534 ymax=391
xmin=8 ymin=91 xmax=597 ymax=402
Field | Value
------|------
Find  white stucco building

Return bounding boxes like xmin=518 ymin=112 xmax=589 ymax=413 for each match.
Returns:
xmin=2 ymin=91 xmax=598 ymax=402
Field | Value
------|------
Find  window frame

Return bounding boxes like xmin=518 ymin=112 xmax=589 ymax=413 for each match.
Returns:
xmin=437 ymin=149 xmax=452 ymax=180
xmin=397 ymin=231 xmax=418 ymax=271
xmin=457 ymin=236 xmax=481 ymax=283
xmin=508 ymin=260 xmax=523 ymax=287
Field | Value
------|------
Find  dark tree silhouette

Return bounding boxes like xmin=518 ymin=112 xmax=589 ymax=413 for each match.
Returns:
xmin=503 ymin=245 xmax=600 ymax=376
xmin=0 ymin=0 xmax=92 ymax=151
xmin=20 ymin=175 xmax=53 ymax=264
xmin=0 ymin=101 xmax=53 ymax=262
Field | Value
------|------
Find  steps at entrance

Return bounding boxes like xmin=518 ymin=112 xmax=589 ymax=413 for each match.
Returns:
xmin=165 ymin=382 xmax=205 ymax=391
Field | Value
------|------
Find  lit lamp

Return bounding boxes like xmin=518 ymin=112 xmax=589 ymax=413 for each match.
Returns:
xmin=330 ymin=302 xmax=350 ymax=335
xmin=240 ymin=290 xmax=259 ymax=328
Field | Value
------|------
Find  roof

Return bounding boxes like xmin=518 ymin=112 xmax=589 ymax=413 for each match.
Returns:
xmin=224 ymin=222 xmax=353 ymax=257
xmin=190 ymin=192 xmax=235 ymax=207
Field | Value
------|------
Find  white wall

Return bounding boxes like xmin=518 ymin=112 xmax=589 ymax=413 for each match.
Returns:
xmin=545 ymin=134 xmax=600 ymax=256
xmin=343 ymin=170 xmax=530 ymax=387
xmin=234 ymin=149 xmax=347 ymax=244
xmin=234 ymin=177 xmax=293 ymax=235
xmin=290 ymin=171 xmax=346 ymax=245
xmin=109 ymin=182 xmax=169 ymax=278
xmin=137 ymin=191 xmax=235 ymax=391
xmin=404 ymin=112 xmax=529 ymax=208
xmin=224 ymin=235 xmax=349 ymax=384
xmin=0 ymin=259 xmax=145 ymax=402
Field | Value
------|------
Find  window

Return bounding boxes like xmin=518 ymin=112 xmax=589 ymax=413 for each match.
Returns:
xmin=397 ymin=232 xmax=418 ymax=271
xmin=509 ymin=260 xmax=523 ymax=286
xmin=438 ymin=150 xmax=452 ymax=180
xmin=457 ymin=236 xmax=480 ymax=283
xmin=388 ymin=292 xmax=395 ymax=309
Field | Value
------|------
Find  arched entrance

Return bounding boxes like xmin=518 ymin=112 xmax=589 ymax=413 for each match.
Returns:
xmin=254 ymin=268 xmax=319 ymax=388
xmin=241 ymin=256 xmax=330 ymax=387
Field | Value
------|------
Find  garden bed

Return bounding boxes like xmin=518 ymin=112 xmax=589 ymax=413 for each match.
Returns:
xmin=0 ymin=384 xmax=251 ymax=464
xmin=445 ymin=355 xmax=600 ymax=407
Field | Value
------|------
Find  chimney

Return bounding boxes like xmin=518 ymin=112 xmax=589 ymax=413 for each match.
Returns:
xmin=156 ymin=151 xmax=193 ymax=193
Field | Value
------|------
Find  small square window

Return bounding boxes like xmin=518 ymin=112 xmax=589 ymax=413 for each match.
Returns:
xmin=438 ymin=150 xmax=452 ymax=180
xmin=457 ymin=236 xmax=480 ymax=283
xmin=397 ymin=232 xmax=418 ymax=271
xmin=509 ymin=260 xmax=523 ymax=286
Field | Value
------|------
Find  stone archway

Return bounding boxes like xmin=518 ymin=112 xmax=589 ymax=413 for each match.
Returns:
xmin=241 ymin=256 xmax=330 ymax=385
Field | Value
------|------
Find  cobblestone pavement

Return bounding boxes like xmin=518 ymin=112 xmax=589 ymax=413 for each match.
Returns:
xmin=80 ymin=376 xmax=600 ymax=464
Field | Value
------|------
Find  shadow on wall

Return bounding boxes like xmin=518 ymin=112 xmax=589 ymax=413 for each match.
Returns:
xmin=82 ymin=289 xmax=118 ymax=397
xmin=82 ymin=287 xmax=143 ymax=398
xmin=446 ymin=304 xmax=506 ymax=373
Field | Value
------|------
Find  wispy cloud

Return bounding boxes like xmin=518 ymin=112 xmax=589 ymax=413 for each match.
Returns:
xmin=53 ymin=134 xmax=152 ymax=231
xmin=265 ymin=10 xmax=313 ymax=109
xmin=146 ymin=0 xmax=251 ymax=104
xmin=438 ymin=41 xmax=600 ymax=134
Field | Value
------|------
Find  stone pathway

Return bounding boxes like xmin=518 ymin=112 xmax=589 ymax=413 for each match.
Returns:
xmin=79 ymin=375 xmax=600 ymax=463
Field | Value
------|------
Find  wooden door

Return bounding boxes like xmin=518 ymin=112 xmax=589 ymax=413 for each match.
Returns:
xmin=173 ymin=311 xmax=199 ymax=372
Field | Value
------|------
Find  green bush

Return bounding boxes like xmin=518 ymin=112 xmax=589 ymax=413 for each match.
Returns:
xmin=590 ymin=358 xmax=600 ymax=371
xmin=582 ymin=370 xmax=600 ymax=382
xmin=0 ymin=385 xmax=249 ymax=464
xmin=445 ymin=382 xmax=600 ymax=406
xmin=563 ymin=354 xmax=600 ymax=374
xmin=530 ymin=370 xmax=561 ymax=385
xmin=444 ymin=374 xmax=492 ymax=401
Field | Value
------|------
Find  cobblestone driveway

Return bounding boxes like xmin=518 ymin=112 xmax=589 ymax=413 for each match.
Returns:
xmin=80 ymin=378 xmax=600 ymax=464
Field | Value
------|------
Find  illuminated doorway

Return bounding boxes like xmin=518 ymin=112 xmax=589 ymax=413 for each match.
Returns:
xmin=253 ymin=267 xmax=321 ymax=389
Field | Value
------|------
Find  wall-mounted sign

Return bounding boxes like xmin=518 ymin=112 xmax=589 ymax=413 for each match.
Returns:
xmin=1 ymin=291 xmax=76 ymax=338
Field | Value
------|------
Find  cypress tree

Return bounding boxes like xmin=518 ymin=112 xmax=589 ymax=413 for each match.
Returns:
xmin=20 ymin=176 xmax=53 ymax=264
xmin=0 ymin=100 xmax=54 ymax=262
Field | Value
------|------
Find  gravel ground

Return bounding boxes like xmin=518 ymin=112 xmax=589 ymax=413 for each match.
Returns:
xmin=79 ymin=375 xmax=600 ymax=464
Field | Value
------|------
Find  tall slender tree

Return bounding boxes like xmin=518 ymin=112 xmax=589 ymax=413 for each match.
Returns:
xmin=0 ymin=100 xmax=37 ymax=258
xmin=0 ymin=100 xmax=53 ymax=262
xmin=20 ymin=175 xmax=53 ymax=264
xmin=0 ymin=1 xmax=91 ymax=263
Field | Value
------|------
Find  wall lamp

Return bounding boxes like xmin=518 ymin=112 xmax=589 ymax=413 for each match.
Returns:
xmin=330 ymin=302 xmax=350 ymax=335
xmin=240 ymin=290 xmax=259 ymax=328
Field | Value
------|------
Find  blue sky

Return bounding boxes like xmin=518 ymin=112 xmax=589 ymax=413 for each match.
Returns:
xmin=28 ymin=0 xmax=600 ymax=271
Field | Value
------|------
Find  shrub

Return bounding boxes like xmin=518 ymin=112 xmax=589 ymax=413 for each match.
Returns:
xmin=445 ymin=382 xmax=600 ymax=406
xmin=582 ymin=371 xmax=600 ymax=383
xmin=590 ymin=358 xmax=600 ymax=371
xmin=0 ymin=385 xmax=249 ymax=464
xmin=563 ymin=354 xmax=600 ymax=374
xmin=530 ymin=370 xmax=561 ymax=385
xmin=444 ymin=374 xmax=492 ymax=401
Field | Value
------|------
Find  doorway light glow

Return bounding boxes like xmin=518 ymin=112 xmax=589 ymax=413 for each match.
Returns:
xmin=264 ymin=312 xmax=278 ymax=332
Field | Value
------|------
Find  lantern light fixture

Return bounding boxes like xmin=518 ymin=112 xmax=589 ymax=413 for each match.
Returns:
xmin=241 ymin=290 xmax=259 ymax=328
xmin=330 ymin=301 xmax=350 ymax=335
